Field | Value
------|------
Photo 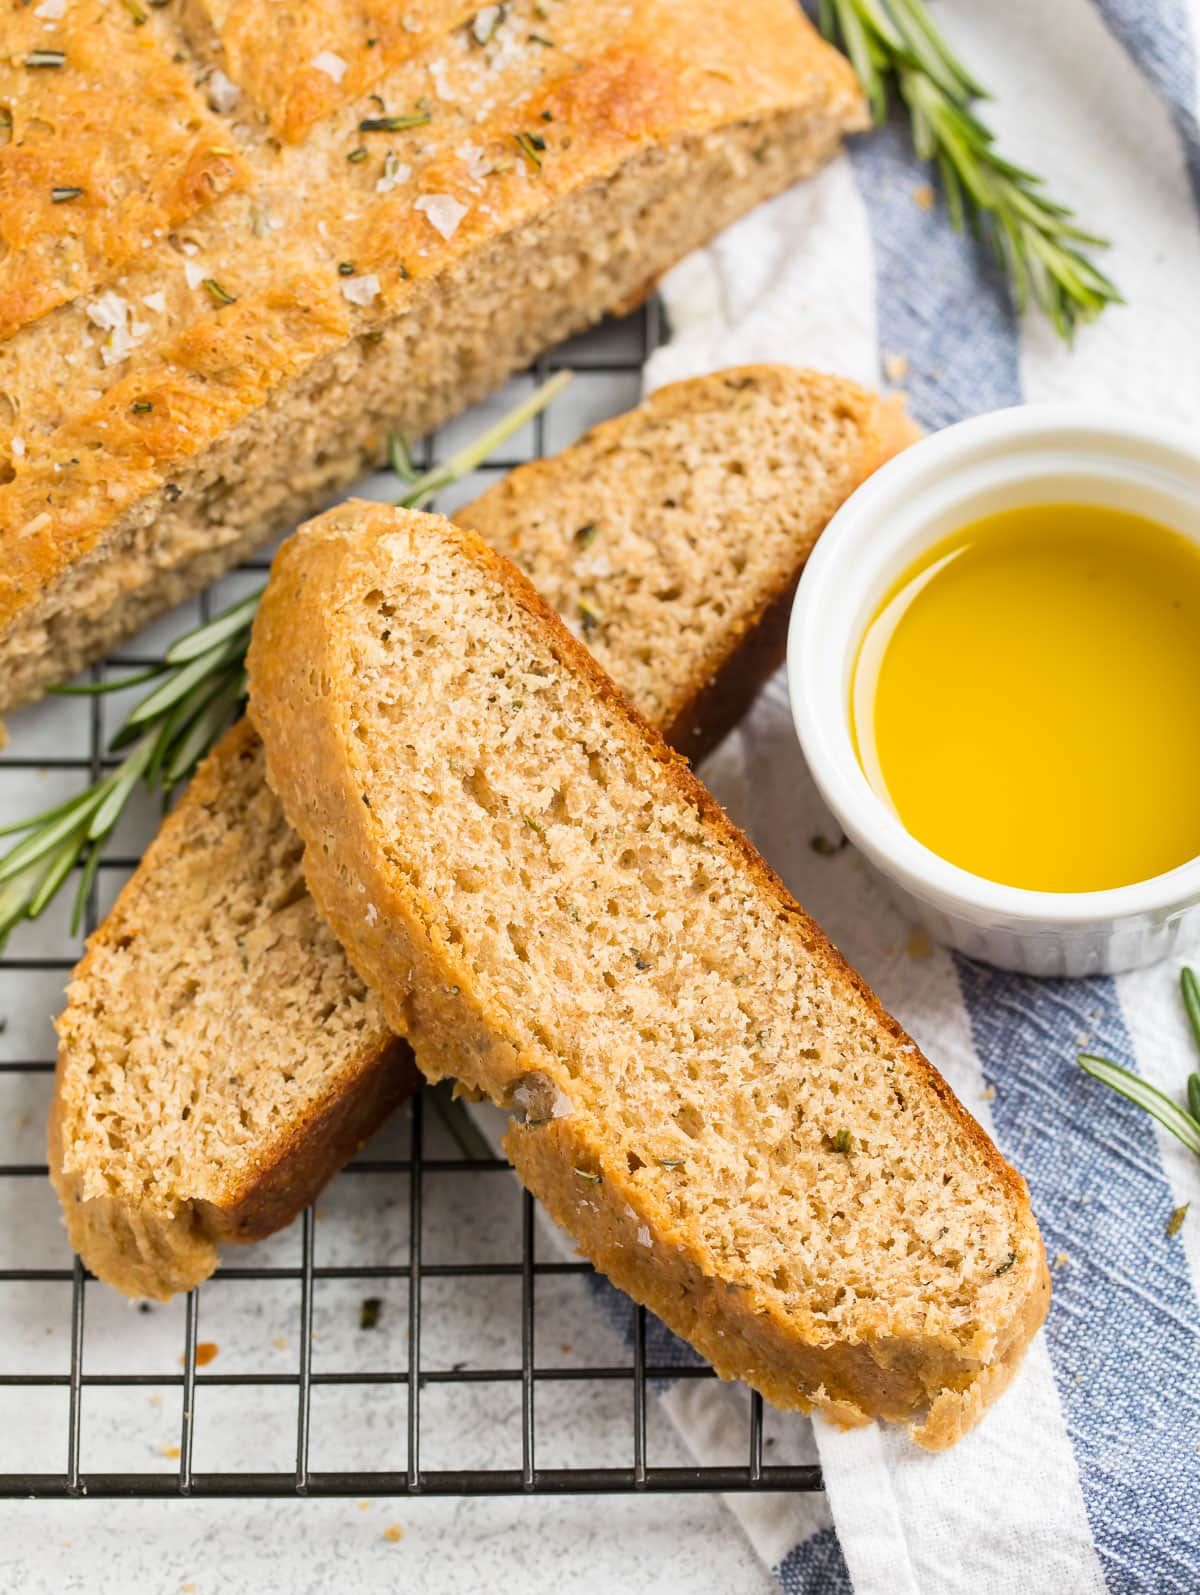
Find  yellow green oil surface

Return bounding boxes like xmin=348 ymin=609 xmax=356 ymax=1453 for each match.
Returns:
xmin=851 ymin=502 xmax=1200 ymax=893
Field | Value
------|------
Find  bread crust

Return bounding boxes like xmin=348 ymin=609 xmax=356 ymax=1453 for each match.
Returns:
xmin=0 ymin=0 xmax=864 ymax=709
xmin=457 ymin=367 xmax=918 ymax=762
xmin=247 ymin=503 xmax=1049 ymax=1447
xmin=50 ymin=366 xmax=911 ymax=1300
xmin=48 ymin=714 xmax=424 ymax=1300
xmin=48 ymin=1023 xmax=420 ymax=1301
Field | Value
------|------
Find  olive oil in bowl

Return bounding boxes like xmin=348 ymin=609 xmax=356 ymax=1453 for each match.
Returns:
xmin=851 ymin=503 xmax=1200 ymax=893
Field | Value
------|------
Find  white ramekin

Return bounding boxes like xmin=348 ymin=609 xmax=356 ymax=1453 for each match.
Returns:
xmin=787 ymin=406 xmax=1200 ymax=978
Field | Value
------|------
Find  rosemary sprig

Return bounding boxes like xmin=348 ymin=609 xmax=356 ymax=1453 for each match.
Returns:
xmin=427 ymin=1078 xmax=494 ymax=1162
xmin=1078 ymin=966 xmax=1200 ymax=1162
xmin=0 ymin=371 xmax=572 ymax=952
xmin=817 ymin=0 xmax=1121 ymax=340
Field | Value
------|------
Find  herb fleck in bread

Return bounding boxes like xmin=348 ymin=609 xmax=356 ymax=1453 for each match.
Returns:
xmin=52 ymin=366 xmax=913 ymax=1300
xmin=0 ymin=0 xmax=864 ymax=712
xmin=246 ymin=504 xmax=1050 ymax=1448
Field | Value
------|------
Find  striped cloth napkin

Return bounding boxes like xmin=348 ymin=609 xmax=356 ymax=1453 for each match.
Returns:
xmin=635 ymin=0 xmax=1200 ymax=1588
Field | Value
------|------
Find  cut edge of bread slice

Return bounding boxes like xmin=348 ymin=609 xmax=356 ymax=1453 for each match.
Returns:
xmin=49 ymin=717 xmax=422 ymax=1301
xmin=50 ymin=366 xmax=913 ymax=1300
xmin=246 ymin=503 xmax=1049 ymax=1449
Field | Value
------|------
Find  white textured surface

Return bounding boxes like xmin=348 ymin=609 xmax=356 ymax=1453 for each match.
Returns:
xmin=0 ymin=1497 xmax=774 ymax=1594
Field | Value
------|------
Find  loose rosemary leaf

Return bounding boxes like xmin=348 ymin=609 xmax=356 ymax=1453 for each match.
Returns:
xmin=1078 ymin=1052 xmax=1200 ymax=1159
xmin=1181 ymin=966 xmax=1200 ymax=1055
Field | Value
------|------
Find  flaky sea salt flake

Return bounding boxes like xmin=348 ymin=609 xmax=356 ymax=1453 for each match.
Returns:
xmin=207 ymin=69 xmax=241 ymax=113
xmin=311 ymin=50 xmax=348 ymax=83
xmin=414 ymin=193 xmax=468 ymax=239
xmin=341 ymin=273 xmax=381 ymax=307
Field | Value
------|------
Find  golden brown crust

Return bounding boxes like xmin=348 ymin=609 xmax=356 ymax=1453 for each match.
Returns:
xmin=208 ymin=1035 xmax=422 ymax=1241
xmin=0 ymin=1 xmax=248 ymax=342
xmin=505 ymin=1115 xmax=1050 ymax=1446
xmin=0 ymin=0 xmax=864 ymax=695
xmin=247 ymin=502 xmax=1049 ymax=1446
xmin=456 ymin=366 xmax=915 ymax=763
xmin=179 ymin=0 xmax=482 ymax=142
xmin=48 ymin=1023 xmax=423 ymax=1301
xmin=49 ymin=366 xmax=908 ymax=1299
xmin=49 ymin=715 xmax=420 ymax=1299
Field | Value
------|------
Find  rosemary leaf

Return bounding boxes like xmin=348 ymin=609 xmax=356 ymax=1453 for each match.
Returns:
xmin=1078 ymin=1053 xmax=1200 ymax=1159
xmin=163 ymin=668 xmax=247 ymax=787
xmin=513 ymin=131 xmax=545 ymax=170
xmin=818 ymin=0 xmax=1119 ymax=340
xmin=359 ymin=113 xmax=431 ymax=133
xmin=28 ymin=829 xmax=88 ymax=919
xmin=0 ymin=865 xmax=45 ymax=954
xmin=70 ymin=839 xmax=105 ymax=938
xmin=127 ymin=634 xmax=244 ymax=726
xmin=49 ymin=665 xmax=166 ymax=697
xmin=165 ymin=590 xmax=261 ymax=666
xmin=400 ymin=369 xmax=571 ymax=508
xmin=88 ymin=737 xmax=158 ymax=841
xmin=1181 ymin=966 xmax=1200 ymax=1056
xmin=144 ymin=659 xmax=237 ymax=788
xmin=0 ymin=785 xmax=105 ymax=842
xmin=387 ymin=428 xmax=419 ymax=483
xmin=0 ymin=787 xmax=108 ymax=886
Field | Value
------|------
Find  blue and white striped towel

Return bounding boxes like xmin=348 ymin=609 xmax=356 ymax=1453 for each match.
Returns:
xmin=640 ymin=1 xmax=1200 ymax=1588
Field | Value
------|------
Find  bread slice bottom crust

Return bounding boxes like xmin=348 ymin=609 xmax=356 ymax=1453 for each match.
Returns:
xmin=246 ymin=506 xmax=1050 ymax=1449
xmin=506 ymin=1117 xmax=1049 ymax=1449
xmin=49 ymin=1011 xmax=419 ymax=1301
xmin=50 ymin=368 xmax=912 ymax=1302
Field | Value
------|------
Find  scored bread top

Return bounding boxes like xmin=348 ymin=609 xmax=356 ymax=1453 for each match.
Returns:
xmin=0 ymin=0 xmax=862 ymax=643
xmin=178 ymin=0 xmax=483 ymax=143
xmin=0 ymin=1 xmax=248 ymax=341
xmin=247 ymin=502 xmax=1049 ymax=1444
xmin=52 ymin=365 xmax=908 ymax=1301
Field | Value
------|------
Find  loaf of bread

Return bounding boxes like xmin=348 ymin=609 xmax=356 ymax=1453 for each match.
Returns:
xmin=246 ymin=503 xmax=1049 ymax=1448
xmin=52 ymin=366 xmax=913 ymax=1300
xmin=0 ymin=0 xmax=864 ymax=712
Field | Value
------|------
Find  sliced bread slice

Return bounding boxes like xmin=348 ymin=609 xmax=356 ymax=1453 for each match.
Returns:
xmin=246 ymin=504 xmax=1049 ymax=1449
xmin=52 ymin=367 xmax=913 ymax=1300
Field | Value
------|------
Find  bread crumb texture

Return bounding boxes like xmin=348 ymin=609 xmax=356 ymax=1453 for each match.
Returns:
xmin=0 ymin=0 xmax=864 ymax=709
xmin=51 ymin=717 xmax=420 ymax=1301
xmin=247 ymin=503 xmax=1050 ymax=1448
xmin=50 ymin=366 xmax=909 ymax=1302
xmin=459 ymin=366 xmax=915 ymax=746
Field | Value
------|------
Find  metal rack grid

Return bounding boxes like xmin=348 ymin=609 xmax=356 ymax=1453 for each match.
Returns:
xmin=0 ymin=299 xmax=823 ymax=1500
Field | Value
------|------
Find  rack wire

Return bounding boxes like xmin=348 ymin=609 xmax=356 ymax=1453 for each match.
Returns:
xmin=0 ymin=299 xmax=822 ymax=1500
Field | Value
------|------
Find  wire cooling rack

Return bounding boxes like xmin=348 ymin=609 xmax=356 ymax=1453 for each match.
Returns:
xmin=0 ymin=299 xmax=823 ymax=1500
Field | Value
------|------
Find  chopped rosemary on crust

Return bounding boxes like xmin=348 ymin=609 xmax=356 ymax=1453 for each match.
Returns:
xmin=359 ymin=112 xmax=432 ymax=134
